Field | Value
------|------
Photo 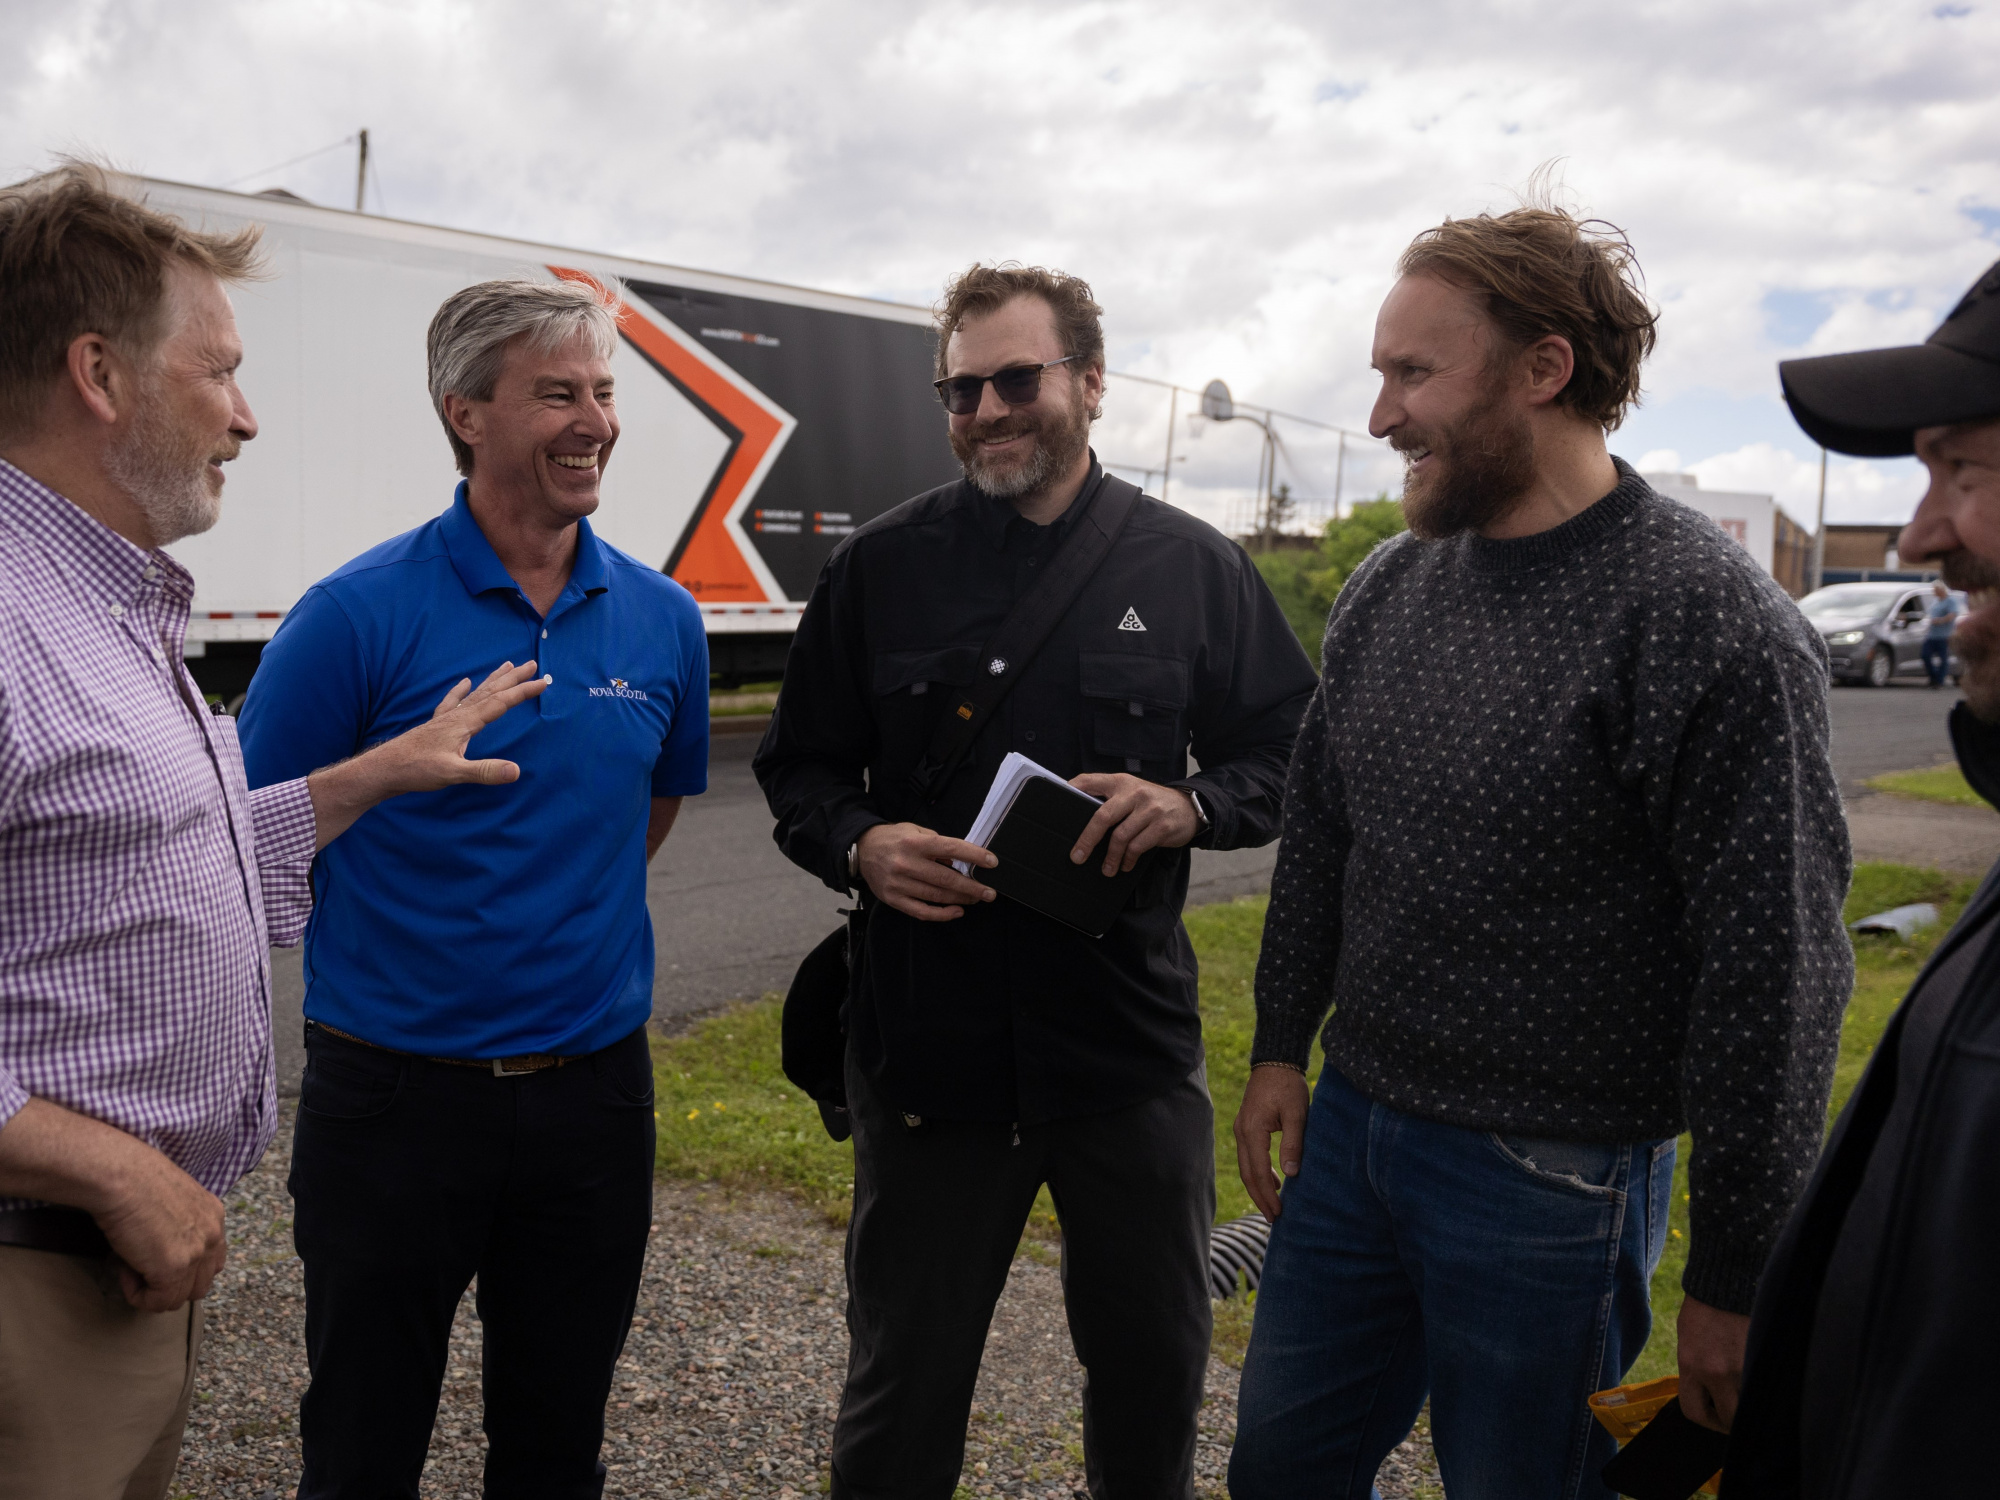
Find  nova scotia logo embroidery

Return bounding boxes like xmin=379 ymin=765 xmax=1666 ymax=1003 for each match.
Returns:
xmin=588 ymin=677 xmax=649 ymax=701
xmin=1117 ymin=607 xmax=1147 ymax=632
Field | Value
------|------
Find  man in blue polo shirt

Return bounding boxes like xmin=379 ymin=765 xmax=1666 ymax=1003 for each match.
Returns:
xmin=240 ymin=276 xmax=708 ymax=1499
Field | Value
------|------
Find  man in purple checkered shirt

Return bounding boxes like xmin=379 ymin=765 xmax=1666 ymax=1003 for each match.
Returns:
xmin=0 ymin=164 xmax=550 ymax=1499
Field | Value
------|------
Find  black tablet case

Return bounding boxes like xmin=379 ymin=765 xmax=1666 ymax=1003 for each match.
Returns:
xmin=1599 ymin=1399 xmax=1728 ymax=1500
xmin=974 ymin=777 xmax=1145 ymax=938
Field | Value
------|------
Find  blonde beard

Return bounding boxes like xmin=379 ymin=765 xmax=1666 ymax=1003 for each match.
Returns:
xmin=102 ymin=386 xmax=223 ymax=547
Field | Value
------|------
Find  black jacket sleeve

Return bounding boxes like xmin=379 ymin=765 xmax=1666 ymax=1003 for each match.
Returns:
xmin=1172 ymin=549 xmax=1319 ymax=852
xmin=753 ymin=551 xmax=887 ymax=893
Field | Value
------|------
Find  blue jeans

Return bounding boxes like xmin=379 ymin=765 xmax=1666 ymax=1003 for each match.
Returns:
xmin=1230 ymin=1068 xmax=1675 ymax=1500
xmin=1923 ymin=635 xmax=1952 ymax=685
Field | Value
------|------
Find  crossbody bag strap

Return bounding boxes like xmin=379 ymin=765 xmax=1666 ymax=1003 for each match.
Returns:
xmin=908 ymin=473 xmax=1144 ymax=803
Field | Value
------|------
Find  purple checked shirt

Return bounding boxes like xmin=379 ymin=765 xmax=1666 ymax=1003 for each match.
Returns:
xmin=0 ymin=460 xmax=316 ymax=1210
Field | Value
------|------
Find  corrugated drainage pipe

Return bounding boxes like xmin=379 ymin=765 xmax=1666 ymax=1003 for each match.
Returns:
xmin=1208 ymin=1214 xmax=1270 ymax=1299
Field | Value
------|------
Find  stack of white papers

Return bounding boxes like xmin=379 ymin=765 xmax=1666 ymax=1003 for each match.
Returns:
xmin=952 ymin=752 xmax=1101 ymax=874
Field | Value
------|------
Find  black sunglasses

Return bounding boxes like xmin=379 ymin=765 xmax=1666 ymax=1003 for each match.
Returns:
xmin=932 ymin=356 xmax=1075 ymax=416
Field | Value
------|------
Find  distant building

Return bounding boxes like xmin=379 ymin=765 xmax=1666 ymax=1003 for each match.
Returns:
xmin=1642 ymin=472 xmax=1815 ymax=597
xmin=1771 ymin=509 xmax=1814 ymax=598
xmin=1821 ymin=524 xmax=1904 ymax=572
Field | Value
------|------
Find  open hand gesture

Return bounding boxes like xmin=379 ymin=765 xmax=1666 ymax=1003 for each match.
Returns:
xmin=306 ymin=660 xmax=550 ymax=847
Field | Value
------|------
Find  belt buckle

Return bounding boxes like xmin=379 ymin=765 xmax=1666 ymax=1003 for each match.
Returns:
xmin=493 ymin=1056 xmax=533 ymax=1077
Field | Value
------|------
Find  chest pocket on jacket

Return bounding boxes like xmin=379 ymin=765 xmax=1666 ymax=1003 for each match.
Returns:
xmin=873 ymin=645 xmax=982 ymax=766
xmin=1079 ymin=651 xmax=1189 ymax=772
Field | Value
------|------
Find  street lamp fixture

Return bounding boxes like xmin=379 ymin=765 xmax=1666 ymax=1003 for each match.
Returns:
xmin=1200 ymin=379 xmax=1288 ymax=547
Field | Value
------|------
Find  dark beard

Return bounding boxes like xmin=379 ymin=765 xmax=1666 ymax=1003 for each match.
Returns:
xmin=1940 ymin=548 xmax=2000 ymax=722
xmin=950 ymin=379 xmax=1093 ymax=502
xmin=1396 ymin=390 xmax=1537 ymax=542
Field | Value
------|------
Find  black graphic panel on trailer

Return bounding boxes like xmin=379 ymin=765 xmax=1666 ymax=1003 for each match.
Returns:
xmin=630 ymin=281 xmax=960 ymax=603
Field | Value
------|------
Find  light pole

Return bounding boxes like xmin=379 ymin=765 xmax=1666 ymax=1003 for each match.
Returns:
xmin=1201 ymin=379 xmax=1280 ymax=547
xmin=1811 ymin=447 xmax=1828 ymax=593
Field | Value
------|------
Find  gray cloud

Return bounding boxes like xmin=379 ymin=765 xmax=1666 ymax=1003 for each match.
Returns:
xmin=5 ymin=0 xmax=1995 ymax=524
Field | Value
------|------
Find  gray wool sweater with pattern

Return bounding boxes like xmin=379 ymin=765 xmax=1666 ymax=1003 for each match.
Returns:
xmin=1252 ymin=462 xmax=1854 ymax=1314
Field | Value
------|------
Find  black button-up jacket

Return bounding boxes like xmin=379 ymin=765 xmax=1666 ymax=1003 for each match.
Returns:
xmin=754 ymin=459 xmax=1317 ymax=1124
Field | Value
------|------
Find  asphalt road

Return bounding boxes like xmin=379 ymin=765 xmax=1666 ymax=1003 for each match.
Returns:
xmin=266 ymin=679 xmax=1993 ymax=1095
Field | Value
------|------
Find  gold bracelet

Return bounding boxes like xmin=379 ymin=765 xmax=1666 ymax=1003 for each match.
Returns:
xmin=1251 ymin=1060 xmax=1306 ymax=1075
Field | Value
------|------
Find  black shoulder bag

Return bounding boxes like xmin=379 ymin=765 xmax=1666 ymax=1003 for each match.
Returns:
xmin=781 ymin=474 xmax=1146 ymax=1138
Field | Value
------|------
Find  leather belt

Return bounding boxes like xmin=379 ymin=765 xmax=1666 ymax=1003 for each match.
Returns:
xmin=0 ymin=1205 xmax=113 ymax=1258
xmin=310 ymin=1022 xmax=573 ymax=1077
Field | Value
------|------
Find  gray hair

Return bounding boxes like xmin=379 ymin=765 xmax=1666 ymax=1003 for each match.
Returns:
xmin=426 ymin=275 xmax=621 ymax=475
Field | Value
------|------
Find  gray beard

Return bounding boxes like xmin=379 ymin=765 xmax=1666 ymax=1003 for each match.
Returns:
xmin=953 ymin=378 xmax=1093 ymax=504
xmin=1941 ymin=549 xmax=2000 ymax=722
xmin=965 ymin=440 xmax=1061 ymax=499
xmin=1960 ymin=640 xmax=2000 ymax=724
xmin=103 ymin=388 xmax=222 ymax=547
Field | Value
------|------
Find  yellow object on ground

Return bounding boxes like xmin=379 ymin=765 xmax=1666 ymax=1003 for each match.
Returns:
xmin=1587 ymin=1375 xmax=1721 ymax=1496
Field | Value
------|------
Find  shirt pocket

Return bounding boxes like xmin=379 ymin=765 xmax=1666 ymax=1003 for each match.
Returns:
xmin=1078 ymin=651 xmax=1189 ymax=774
xmin=872 ymin=645 xmax=983 ymax=768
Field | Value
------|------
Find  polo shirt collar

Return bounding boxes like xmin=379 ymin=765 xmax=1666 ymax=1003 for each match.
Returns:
xmin=971 ymin=451 xmax=1106 ymax=551
xmin=439 ymin=480 xmax=611 ymax=608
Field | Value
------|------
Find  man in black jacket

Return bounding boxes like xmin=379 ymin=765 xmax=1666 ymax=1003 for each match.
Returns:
xmin=754 ymin=263 xmax=1316 ymax=1499
xmin=1726 ymin=256 xmax=2000 ymax=1497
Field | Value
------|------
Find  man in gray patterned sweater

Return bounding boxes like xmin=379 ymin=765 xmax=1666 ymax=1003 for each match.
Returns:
xmin=1229 ymin=206 xmax=1852 ymax=1500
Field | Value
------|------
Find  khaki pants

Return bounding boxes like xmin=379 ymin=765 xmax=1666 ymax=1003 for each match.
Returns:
xmin=0 ymin=1243 xmax=205 ymax=1500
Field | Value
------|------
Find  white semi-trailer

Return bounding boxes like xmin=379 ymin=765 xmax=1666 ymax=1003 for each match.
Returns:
xmin=140 ymin=178 xmax=960 ymax=701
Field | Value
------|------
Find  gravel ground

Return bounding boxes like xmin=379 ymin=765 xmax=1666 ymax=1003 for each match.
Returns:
xmin=173 ymin=1103 xmax=1441 ymax=1498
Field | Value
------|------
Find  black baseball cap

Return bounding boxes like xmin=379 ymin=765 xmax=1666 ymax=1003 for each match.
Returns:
xmin=1779 ymin=256 xmax=2000 ymax=457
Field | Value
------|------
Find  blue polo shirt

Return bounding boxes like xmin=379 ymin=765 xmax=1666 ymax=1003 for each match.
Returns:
xmin=240 ymin=484 xmax=709 ymax=1058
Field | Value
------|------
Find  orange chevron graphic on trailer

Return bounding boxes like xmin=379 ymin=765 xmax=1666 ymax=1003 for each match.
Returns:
xmin=549 ymin=266 xmax=792 ymax=603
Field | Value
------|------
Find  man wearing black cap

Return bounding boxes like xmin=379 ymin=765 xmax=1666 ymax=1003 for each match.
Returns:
xmin=1726 ymin=255 xmax=2000 ymax=1496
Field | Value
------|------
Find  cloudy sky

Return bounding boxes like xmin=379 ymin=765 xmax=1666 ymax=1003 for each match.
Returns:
xmin=6 ymin=0 xmax=1996 ymax=532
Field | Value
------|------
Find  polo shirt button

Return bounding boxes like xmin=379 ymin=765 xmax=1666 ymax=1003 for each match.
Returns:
xmin=1025 ymin=730 xmax=1037 ymax=742
xmin=541 ymin=628 xmax=548 ymax=639
xmin=143 ymin=567 xmax=159 ymax=581
xmin=108 ymin=603 xmax=125 ymax=618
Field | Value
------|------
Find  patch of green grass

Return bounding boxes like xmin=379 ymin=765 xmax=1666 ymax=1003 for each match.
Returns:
xmin=1864 ymin=762 xmax=1989 ymax=808
xmin=1210 ymin=1273 xmax=1259 ymax=1369
xmin=710 ymin=689 xmax=780 ymax=718
xmin=1186 ymin=894 xmax=1326 ymax=1226
xmin=649 ymin=1002 xmax=856 ymax=1224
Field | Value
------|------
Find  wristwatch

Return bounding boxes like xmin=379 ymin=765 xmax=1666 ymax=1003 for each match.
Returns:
xmin=847 ymin=841 xmax=860 ymax=882
xmin=1183 ymin=787 xmax=1211 ymax=836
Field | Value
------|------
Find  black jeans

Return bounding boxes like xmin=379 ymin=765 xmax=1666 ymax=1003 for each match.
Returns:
xmin=289 ymin=1024 xmax=656 ymax=1500
xmin=832 ymin=1051 xmax=1216 ymax=1500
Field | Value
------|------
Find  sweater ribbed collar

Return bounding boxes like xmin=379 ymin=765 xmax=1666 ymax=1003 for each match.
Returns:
xmin=1461 ymin=457 xmax=1651 ymax=576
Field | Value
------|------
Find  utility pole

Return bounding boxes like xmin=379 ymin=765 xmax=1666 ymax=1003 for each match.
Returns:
xmin=1811 ymin=446 xmax=1828 ymax=593
xmin=1333 ymin=431 xmax=1347 ymax=521
xmin=355 ymin=129 xmax=370 ymax=213
xmin=1159 ymin=386 xmax=1178 ymax=505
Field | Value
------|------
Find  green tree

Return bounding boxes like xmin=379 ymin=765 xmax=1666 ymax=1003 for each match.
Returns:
xmin=1252 ymin=497 xmax=1407 ymax=658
